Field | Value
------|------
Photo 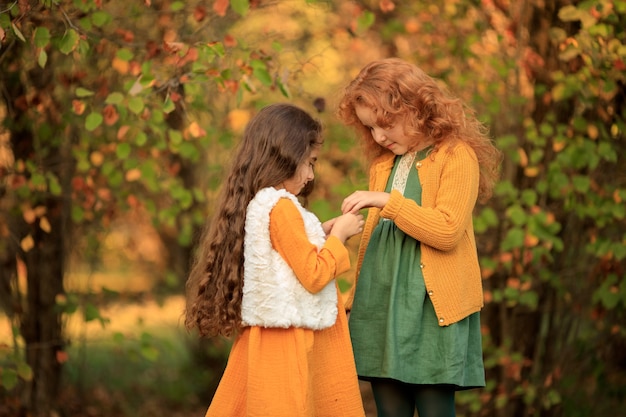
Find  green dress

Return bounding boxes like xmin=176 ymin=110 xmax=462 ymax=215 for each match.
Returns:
xmin=348 ymin=148 xmax=485 ymax=389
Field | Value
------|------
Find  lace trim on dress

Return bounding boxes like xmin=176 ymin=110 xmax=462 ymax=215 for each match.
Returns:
xmin=391 ymin=151 xmax=417 ymax=195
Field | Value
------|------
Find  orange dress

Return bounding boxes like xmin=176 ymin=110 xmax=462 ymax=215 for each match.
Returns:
xmin=205 ymin=198 xmax=366 ymax=417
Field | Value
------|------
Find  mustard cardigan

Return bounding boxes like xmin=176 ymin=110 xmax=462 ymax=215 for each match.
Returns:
xmin=345 ymin=142 xmax=484 ymax=326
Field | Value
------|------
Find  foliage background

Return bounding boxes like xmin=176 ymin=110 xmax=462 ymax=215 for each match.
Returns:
xmin=0 ymin=0 xmax=625 ymax=416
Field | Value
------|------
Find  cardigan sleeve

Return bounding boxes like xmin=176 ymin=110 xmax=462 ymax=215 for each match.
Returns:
xmin=379 ymin=144 xmax=479 ymax=251
xmin=269 ymin=198 xmax=351 ymax=294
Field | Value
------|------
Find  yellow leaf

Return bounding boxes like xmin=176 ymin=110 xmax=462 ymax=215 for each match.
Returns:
xmin=188 ymin=121 xmax=206 ymax=138
xmin=125 ymin=169 xmax=141 ymax=182
xmin=90 ymin=151 xmax=104 ymax=166
xmin=22 ymin=207 xmax=36 ymax=224
xmin=228 ymin=109 xmax=251 ymax=133
xmin=20 ymin=235 xmax=35 ymax=252
xmin=517 ymin=148 xmax=528 ymax=167
xmin=39 ymin=216 xmax=51 ymax=233
xmin=587 ymin=124 xmax=599 ymax=140
xmin=524 ymin=166 xmax=540 ymax=177
xmin=112 ymin=57 xmax=129 ymax=74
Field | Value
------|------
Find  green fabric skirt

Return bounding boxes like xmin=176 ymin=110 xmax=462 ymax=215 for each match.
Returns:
xmin=348 ymin=152 xmax=485 ymax=389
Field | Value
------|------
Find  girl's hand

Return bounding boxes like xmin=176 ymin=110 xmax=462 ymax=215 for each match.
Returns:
xmin=329 ymin=212 xmax=365 ymax=243
xmin=341 ymin=191 xmax=390 ymax=214
xmin=322 ymin=217 xmax=337 ymax=236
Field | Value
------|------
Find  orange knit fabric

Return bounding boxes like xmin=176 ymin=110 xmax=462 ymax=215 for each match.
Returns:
xmin=345 ymin=142 xmax=484 ymax=326
xmin=205 ymin=198 xmax=366 ymax=417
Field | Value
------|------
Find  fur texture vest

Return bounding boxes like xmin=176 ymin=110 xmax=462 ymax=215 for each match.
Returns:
xmin=241 ymin=187 xmax=338 ymax=329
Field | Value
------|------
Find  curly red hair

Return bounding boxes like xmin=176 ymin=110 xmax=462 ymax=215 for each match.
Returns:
xmin=337 ymin=58 xmax=502 ymax=203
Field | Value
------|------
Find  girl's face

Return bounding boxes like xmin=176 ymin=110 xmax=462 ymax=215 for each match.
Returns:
xmin=282 ymin=146 xmax=319 ymax=195
xmin=355 ymin=104 xmax=415 ymax=155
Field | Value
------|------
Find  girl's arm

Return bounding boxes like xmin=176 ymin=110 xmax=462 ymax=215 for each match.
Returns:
xmin=382 ymin=145 xmax=479 ymax=250
xmin=269 ymin=198 xmax=351 ymax=293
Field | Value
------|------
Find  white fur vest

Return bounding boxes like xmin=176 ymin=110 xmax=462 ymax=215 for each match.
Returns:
xmin=241 ymin=187 xmax=338 ymax=330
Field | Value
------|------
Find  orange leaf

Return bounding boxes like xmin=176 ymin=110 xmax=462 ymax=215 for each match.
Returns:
xmin=103 ymin=104 xmax=119 ymax=126
xmin=112 ymin=57 xmax=129 ymax=74
xmin=90 ymin=151 xmax=104 ymax=166
xmin=20 ymin=234 xmax=35 ymax=252
xmin=224 ymin=34 xmax=237 ymax=47
xmin=56 ymin=350 xmax=69 ymax=364
xmin=117 ymin=125 xmax=130 ymax=140
xmin=72 ymin=100 xmax=86 ymax=115
xmin=379 ymin=0 xmax=395 ymax=12
xmin=193 ymin=5 xmax=207 ymax=22
xmin=39 ymin=216 xmax=51 ymax=233
xmin=22 ymin=207 xmax=36 ymax=224
xmin=213 ymin=0 xmax=229 ymax=16
xmin=125 ymin=169 xmax=141 ymax=182
xmin=188 ymin=121 xmax=206 ymax=138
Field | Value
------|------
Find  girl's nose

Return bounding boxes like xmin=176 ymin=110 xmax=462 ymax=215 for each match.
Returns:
xmin=373 ymin=129 xmax=386 ymax=143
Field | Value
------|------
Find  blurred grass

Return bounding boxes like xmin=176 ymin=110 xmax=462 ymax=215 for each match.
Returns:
xmin=58 ymin=296 xmax=230 ymax=416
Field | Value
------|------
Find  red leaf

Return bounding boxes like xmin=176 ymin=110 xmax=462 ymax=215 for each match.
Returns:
xmin=193 ymin=6 xmax=207 ymax=22
xmin=213 ymin=0 xmax=229 ymax=17
xmin=103 ymin=104 xmax=119 ymax=126
xmin=224 ymin=34 xmax=237 ymax=47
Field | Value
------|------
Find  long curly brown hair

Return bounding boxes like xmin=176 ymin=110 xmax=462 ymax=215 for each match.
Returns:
xmin=337 ymin=58 xmax=502 ymax=203
xmin=185 ymin=103 xmax=323 ymax=338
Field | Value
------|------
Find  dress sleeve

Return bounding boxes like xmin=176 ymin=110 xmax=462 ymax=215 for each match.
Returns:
xmin=269 ymin=198 xmax=351 ymax=294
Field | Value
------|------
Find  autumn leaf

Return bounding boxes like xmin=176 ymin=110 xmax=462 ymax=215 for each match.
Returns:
xmin=125 ymin=169 xmax=141 ymax=182
xmin=379 ymin=0 xmax=395 ymax=13
xmin=213 ymin=0 xmax=229 ymax=17
xmin=20 ymin=235 xmax=35 ymax=252
xmin=187 ymin=121 xmax=206 ymax=138
xmin=103 ymin=104 xmax=119 ymax=125
xmin=112 ymin=57 xmax=129 ymax=74
xmin=193 ymin=5 xmax=207 ymax=22
xmin=72 ymin=99 xmax=86 ymax=115
xmin=39 ymin=217 xmax=51 ymax=233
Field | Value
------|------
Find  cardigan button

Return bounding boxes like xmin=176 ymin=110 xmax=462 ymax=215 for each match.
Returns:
xmin=439 ymin=317 xmax=445 ymax=324
xmin=416 ymin=161 xmax=422 ymax=168
xmin=428 ymin=290 xmax=433 ymax=296
xmin=420 ymin=263 xmax=425 ymax=269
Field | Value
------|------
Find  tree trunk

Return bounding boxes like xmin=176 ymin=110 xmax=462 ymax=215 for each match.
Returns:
xmin=1 ymin=41 xmax=69 ymax=416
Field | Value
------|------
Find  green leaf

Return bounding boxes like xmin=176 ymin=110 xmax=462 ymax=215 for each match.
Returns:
xmin=37 ymin=49 xmax=48 ymax=68
xmin=134 ymin=131 xmax=148 ymax=146
xmin=170 ymin=1 xmax=185 ymax=11
xmin=277 ymin=78 xmax=290 ymax=98
xmin=34 ymin=27 xmax=51 ymax=48
xmin=105 ymin=92 xmax=124 ymax=105
xmin=1 ymin=368 xmax=18 ymax=390
xmin=17 ymin=362 xmax=33 ymax=381
xmin=116 ymin=143 xmax=132 ymax=159
xmin=48 ymin=174 xmax=62 ymax=196
xmin=357 ymin=11 xmax=376 ymax=33
xmin=71 ymin=205 xmax=84 ymax=223
xmin=84 ymin=303 xmax=100 ymax=322
xmin=140 ymin=345 xmax=159 ymax=361
xmin=502 ymin=228 xmax=525 ymax=251
xmin=231 ymin=0 xmax=250 ymax=16
xmin=251 ymin=60 xmax=272 ymax=86
xmin=59 ymin=29 xmax=80 ymax=54
xmin=11 ymin=22 xmax=25 ymax=42
xmin=128 ymin=97 xmax=145 ymax=114
xmin=507 ymin=205 xmax=527 ymax=226
xmin=76 ymin=87 xmax=94 ymax=98
xmin=85 ymin=112 xmax=103 ymax=131
xmin=572 ymin=175 xmax=590 ymax=193
xmin=116 ymin=48 xmax=134 ymax=61
xmin=91 ymin=10 xmax=111 ymax=27
xmin=163 ymin=96 xmax=176 ymax=113
xmin=558 ymin=5 xmax=581 ymax=22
